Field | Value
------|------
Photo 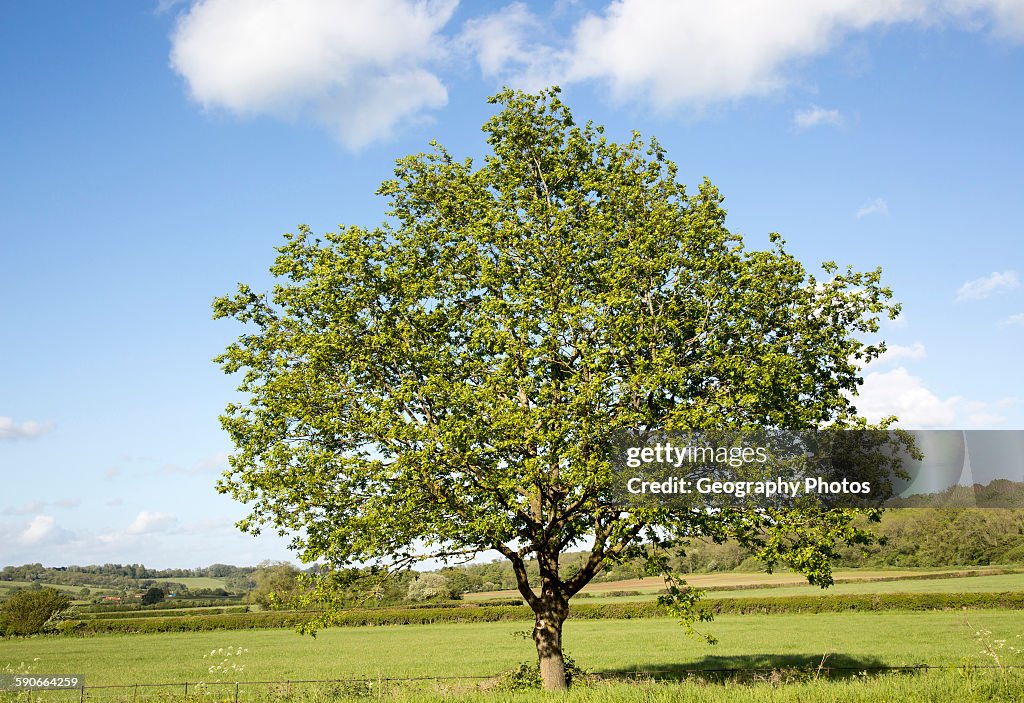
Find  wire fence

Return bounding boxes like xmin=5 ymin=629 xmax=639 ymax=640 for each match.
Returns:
xmin=4 ymin=665 xmax=1024 ymax=702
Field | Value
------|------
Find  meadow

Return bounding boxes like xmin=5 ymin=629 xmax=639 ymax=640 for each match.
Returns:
xmin=5 ymin=568 xmax=1024 ymax=700
xmin=4 ymin=611 xmax=1024 ymax=683
xmin=5 ymin=612 xmax=1024 ymax=701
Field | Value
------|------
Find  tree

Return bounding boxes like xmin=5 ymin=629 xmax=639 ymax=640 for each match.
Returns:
xmin=0 ymin=587 xmax=71 ymax=636
xmin=406 ymin=573 xmax=454 ymax=602
xmin=248 ymin=561 xmax=303 ymax=609
xmin=214 ymin=87 xmax=899 ymax=690
xmin=141 ymin=586 xmax=165 ymax=605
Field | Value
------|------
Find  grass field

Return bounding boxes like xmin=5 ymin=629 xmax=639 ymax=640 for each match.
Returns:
xmin=464 ymin=567 xmax=1014 ymax=600
xmin=4 ymin=611 xmax=1024 ymax=685
xmin=168 ymin=577 xmax=230 ymax=591
xmin=0 ymin=581 xmax=109 ymax=596
xmin=6 ymin=569 xmax=1024 ymax=700
xmin=707 ymin=572 xmax=1024 ymax=599
xmin=572 ymin=572 xmax=1024 ymax=603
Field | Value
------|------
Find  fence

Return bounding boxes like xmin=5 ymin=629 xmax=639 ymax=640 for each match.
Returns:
xmin=4 ymin=666 xmax=1024 ymax=701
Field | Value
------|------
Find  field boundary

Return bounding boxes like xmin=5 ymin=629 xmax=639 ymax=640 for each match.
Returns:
xmin=55 ymin=591 xmax=1024 ymax=634
xmin=8 ymin=665 xmax=1024 ymax=698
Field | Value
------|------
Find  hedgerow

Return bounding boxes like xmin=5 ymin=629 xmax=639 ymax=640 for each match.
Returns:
xmin=58 ymin=592 xmax=1024 ymax=635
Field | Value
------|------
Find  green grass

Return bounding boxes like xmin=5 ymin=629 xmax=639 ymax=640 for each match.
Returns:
xmin=4 ymin=611 xmax=1024 ymax=686
xmin=568 ymin=571 xmax=1024 ymax=603
xmin=465 ymin=567 xmax=1018 ymax=601
xmin=707 ymin=572 xmax=1024 ymax=599
xmin=168 ymin=577 xmax=230 ymax=591
xmin=0 ymin=581 xmax=105 ymax=596
xmin=4 ymin=672 xmax=1024 ymax=703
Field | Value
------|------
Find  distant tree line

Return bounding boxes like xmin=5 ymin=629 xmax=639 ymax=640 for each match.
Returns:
xmin=0 ymin=563 xmax=258 ymax=593
xmin=4 ymin=508 xmax=1023 ymax=610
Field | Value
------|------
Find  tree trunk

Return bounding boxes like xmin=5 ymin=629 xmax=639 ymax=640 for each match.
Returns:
xmin=533 ymin=604 xmax=569 ymax=691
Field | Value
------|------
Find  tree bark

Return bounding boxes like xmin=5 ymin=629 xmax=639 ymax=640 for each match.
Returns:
xmin=533 ymin=601 xmax=569 ymax=691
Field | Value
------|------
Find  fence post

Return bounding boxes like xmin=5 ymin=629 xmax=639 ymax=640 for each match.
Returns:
xmin=184 ymin=681 xmax=188 ymax=699
xmin=79 ymin=684 xmax=85 ymax=703
xmin=234 ymin=682 xmax=239 ymax=703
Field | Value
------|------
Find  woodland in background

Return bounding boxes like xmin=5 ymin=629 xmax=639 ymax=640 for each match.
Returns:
xmin=4 ymin=507 xmax=1024 ymax=605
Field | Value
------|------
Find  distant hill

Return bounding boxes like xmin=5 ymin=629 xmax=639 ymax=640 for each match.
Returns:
xmin=887 ymin=479 xmax=1024 ymax=508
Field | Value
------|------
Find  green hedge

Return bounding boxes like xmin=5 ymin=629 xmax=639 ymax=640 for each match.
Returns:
xmin=703 ymin=592 xmax=1024 ymax=615
xmin=62 ymin=592 xmax=1024 ymax=635
xmin=75 ymin=598 xmax=244 ymax=613
xmin=67 ymin=606 xmax=530 ymax=634
xmin=71 ymin=605 xmax=249 ymax=620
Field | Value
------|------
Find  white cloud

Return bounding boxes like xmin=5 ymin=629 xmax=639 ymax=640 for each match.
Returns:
xmin=793 ymin=105 xmax=844 ymax=130
xmin=126 ymin=511 xmax=178 ymax=535
xmin=0 ymin=416 xmax=53 ymax=440
xmin=170 ymin=0 xmax=457 ymax=148
xmin=965 ymin=411 xmax=1009 ymax=426
xmin=476 ymin=1 xmax=1024 ymax=110
xmin=999 ymin=312 xmax=1024 ymax=327
xmin=560 ymin=0 xmax=930 ymax=108
xmin=170 ymin=0 xmax=1024 ymax=143
xmin=155 ymin=0 xmax=188 ymax=13
xmin=21 ymin=515 xmax=57 ymax=545
xmin=955 ymin=270 xmax=1019 ymax=301
xmin=152 ymin=451 xmax=230 ymax=476
xmin=874 ymin=341 xmax=927 ymax=364
xmin=2 ymin=499 xmax=80 ymax=516
xmin=856 ymin=366 xmax=1015 ymax=428
xmin=1 ymin=501 xmax=46 ymax=517
xmin=460 ymin=1 xmax=565 ymax=87
xmin=950 ymin=0 xmax=1024 ymax=39
xmin=857 ymin=367 xmax=961 ymax=428
xmin=856 ymin=197 xmax=889 ymax=218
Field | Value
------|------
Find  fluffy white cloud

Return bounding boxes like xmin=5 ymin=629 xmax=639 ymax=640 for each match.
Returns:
xmin=856 ymin=366 xmax=1014 ymax=428
xmin=126 ymin=511 xmax=178 ymax=535
xmin=562 ymin=0 xmax=933 ymax=107
xmin=21 ymin=515 xmax=57 ymax=545
xmin=793 ymin=105 xmax=844 ymax=130
xmin=470 ymin=0 xmax=1024 ymax=110
xmin=874 ymin=341 xmax=927 ymax=364
xmin=460 ymin=2 xmax=544 ymax=81
xmin=856 ymin=197 xmax=889 ymax=218
xmin=1001 ymin=312 xmax=1024 ymax=326
xmin=955 ymin=270 xmax=1019 ymax=301
xmin=172 ymin=0 xmax=1024 ymax=143
xmin=170 ymin=0 xmax=457 ymax=148
xmin=856 ymin=367 xmax=961 ymax=428
xmin=0 ymin=416 xmax=53 ymax=440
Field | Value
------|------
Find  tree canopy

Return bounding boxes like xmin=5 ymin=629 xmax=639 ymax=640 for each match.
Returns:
xmin=214 ymin=87 xmax=899 ymax=690
xmin=0 ymin=587 xmax=71 ymax=636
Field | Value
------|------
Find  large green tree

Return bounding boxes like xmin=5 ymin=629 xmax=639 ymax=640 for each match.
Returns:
xmin=214 ymin=87 xmax=898 ymax=690
xmin=0 ymin=587 xmax=71 ymax=636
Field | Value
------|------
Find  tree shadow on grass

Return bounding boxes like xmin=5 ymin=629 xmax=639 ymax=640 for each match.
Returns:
xmin=594 ymin=653 xmax=917 ymax=684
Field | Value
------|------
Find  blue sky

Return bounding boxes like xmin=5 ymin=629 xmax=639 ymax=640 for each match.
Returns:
xmin=1 ymin=0 xmax=1022 ymax=569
